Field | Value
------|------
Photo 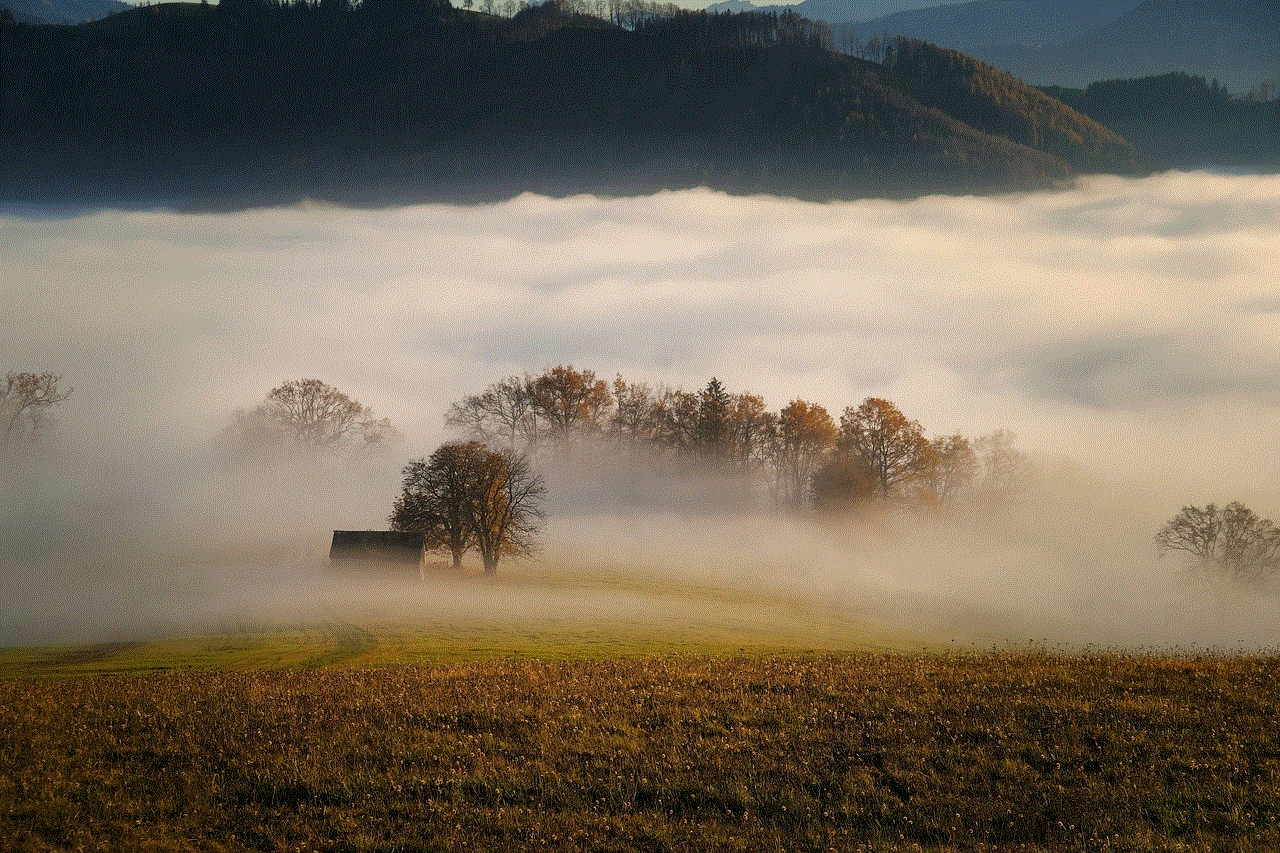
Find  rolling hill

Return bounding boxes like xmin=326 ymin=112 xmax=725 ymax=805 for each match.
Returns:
xmin=856 ymin=0 xmax=1143 ymax=52
xmin=0 ymin=0 xmax=126 ymax=25
xmin=856 ymin=0 xmax=1280 ymax=91
xmin=0 ymin=1 xmax=1135 ymax=208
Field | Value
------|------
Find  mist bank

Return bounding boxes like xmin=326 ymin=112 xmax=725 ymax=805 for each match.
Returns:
xmin=3 ymin=171 xmax=1279 ymax=650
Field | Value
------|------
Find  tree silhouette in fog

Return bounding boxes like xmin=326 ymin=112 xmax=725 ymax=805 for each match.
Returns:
xmin=218 ymin=378 xmax=398 ymax=459
xmin=393 ymin=441 xmax=545 ymax=574
xmin=0 ymin=371 xmax=72 ymax=450
xmin=1156 ymin=502 xmax=1280 ymax=583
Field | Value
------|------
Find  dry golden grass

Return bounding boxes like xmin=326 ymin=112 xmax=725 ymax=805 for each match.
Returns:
xmin=3 ymin=650 xmax=1279 ymax=852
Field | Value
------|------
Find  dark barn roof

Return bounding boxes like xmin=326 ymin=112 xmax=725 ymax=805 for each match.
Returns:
xmin=330 ymin=530 xmax=425 ymax=569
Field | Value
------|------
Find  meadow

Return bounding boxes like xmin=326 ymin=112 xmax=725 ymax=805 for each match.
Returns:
xmin=2 ymin=565 xmax=1278 ymax=853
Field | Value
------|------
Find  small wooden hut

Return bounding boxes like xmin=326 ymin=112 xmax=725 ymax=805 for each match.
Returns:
xmin=329 ymin=530 xmax=425 ymax=577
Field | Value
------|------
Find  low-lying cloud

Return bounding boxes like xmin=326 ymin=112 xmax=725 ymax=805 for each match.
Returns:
xmin=3 ymin=170 xmax=1279 ymax=649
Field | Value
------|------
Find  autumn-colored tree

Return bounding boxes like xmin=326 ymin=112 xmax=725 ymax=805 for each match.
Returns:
xmin=461 ymin=446 xmax=547 ymax=575
xmin=529 ymin=365 xmax=612 ymax=448
xmin=727 ymin=391 xmax=771 ymax=469
xmin=766 ymin=399 xmax=836 ymax=507
xmin=837 ymin=398 xmax=931 ymax=502
xmin=391 ymin=441 xmax=545 ymax=574
xmin=608 ymin=375 xmax=654 ymax=451
xmin=916 ymin=433 xmax=979 ymax=510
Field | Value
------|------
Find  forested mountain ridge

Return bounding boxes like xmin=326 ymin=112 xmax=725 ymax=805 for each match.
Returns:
xmin=0 ymin=1 xmax=1135 ymax=208
xmin=1043 ymin=72 xmax=1280 ymax=170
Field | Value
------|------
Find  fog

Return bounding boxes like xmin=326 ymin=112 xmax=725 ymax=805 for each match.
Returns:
xmin=3 ymin=170 xmax=1279 ymax=650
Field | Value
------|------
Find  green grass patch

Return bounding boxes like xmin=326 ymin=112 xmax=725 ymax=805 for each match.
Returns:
xmin=0 ymin=561 xmax=924 ymax=677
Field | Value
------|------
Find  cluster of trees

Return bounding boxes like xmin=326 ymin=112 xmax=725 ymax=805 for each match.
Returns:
xmin=390 ymin=442 xmax=545 ymax=574
xmin=1156 ymin=503 xmax=1280 ymax=584
xmin=445 ymin=365 xmax=1030 ymax=512
xmin=0 ymin=372 xmax=72 ymax=451
xmin=216 ymin=378 xmax=399 ymax=460
xmin=11 ymin=368 xmax=1278 ymax=586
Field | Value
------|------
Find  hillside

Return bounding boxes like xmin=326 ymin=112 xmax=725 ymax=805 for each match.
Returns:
xmin=1044 ymin=72 xmax=1280 ymax=170
xmin=0 ymin=0 xmax=125 ymax=25
xmin=973 ymin=0 xmax=1280 ymax=90
xmin=0 ymin=2 xmax=1135 ymax=208
xmin=857 ymin=0 xmax=1142 ymax=52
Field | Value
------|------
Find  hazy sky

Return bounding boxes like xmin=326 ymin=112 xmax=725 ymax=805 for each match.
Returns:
xmin=4 ymin=170 xmax=1280 ymax=648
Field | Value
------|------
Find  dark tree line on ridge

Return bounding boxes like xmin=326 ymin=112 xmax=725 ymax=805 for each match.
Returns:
xmin=1043 ymin=72 xmax=1280 ymax=171
xmin=2 ymin=0 xmax=1136 ymax=207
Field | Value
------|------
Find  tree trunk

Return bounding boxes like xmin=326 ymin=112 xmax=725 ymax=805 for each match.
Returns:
xmin=483 ymin=552 xmax=498 ymax=575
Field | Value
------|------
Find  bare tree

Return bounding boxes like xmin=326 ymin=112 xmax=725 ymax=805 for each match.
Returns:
xmin=390 ymin=446 xmax=476 ymax=569
xmin=974 ymin=429 xmax=1031 ymax=505
xmin=648 ymin=385 xmax=700 ymax=459
xmin=445 ymin=375 xmax=540 ymax=452
xmin=1156 ymin=502 xmax=1280 ymax=582
xmin=1 ymin=372 xmax=72 ymax=449
xmin=221 ymin=378 xmax=399 ymax=458
xmin=461 ymin=445 xmax=546 ymax=575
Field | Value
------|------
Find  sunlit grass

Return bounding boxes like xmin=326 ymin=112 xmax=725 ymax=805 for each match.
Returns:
xmin=0 ymin=561 xmax=922 ymax=677
xmin=6 ymin=563 xmax=1276 ymax=851
xmin=2 ymin=651 xmax=1277 ymax=852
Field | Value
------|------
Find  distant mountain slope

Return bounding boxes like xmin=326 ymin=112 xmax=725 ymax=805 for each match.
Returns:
xmin=976 ymin=0 xmax=1280 ymax=89
xmin=859 ymin=1 xmax=1142 ymax=51
xmin=0 ymin=2 xmax=1134 ymax=208
xmin=1044 ymin=72 xmax=1280 ymax=170
xmin=705 ymin=0 xmax=760 ymax=12
xmin=882 ymin=38 xmax=1129 ymax=170
xmin=1 ymin=0 xmax=126 ymax=25
xmin=793 ymin=1 xmax=955 ymax=24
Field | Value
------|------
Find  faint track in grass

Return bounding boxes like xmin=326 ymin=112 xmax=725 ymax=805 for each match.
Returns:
xmin=296 ymin=621 xmax=378 ymax=668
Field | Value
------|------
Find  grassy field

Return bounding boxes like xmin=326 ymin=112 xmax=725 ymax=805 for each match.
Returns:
xmin=2 ymin=565 xmax=1279 ymax=852
xmin=0 ymin=562 xmax=923 ymax=678
xmin=3 ymin=652 xmax=1279 ymax=852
